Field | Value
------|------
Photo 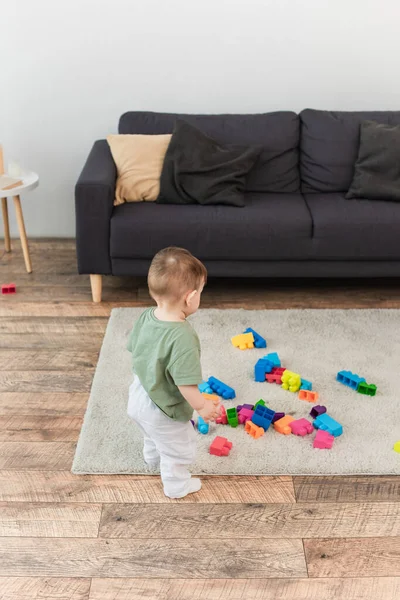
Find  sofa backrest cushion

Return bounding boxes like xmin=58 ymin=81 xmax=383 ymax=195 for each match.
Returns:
xmin=300 ymin=109 xmax=400 ymax=193
xmin=119 ymin=111 xmax=300 ymax=193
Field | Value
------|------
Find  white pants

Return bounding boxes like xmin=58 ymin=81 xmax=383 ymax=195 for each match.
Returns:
xmin=127 ymin=376 xmax=197 ymax=497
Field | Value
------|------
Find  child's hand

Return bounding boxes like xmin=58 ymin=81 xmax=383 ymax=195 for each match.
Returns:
xmin=198 ymin=400 xmax=221 ymax=422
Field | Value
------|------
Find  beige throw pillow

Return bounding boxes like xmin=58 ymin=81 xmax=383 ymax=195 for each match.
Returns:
xmin=107 ymin=134 xmax=172 ymax=205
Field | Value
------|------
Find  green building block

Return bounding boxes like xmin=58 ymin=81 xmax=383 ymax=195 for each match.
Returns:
xmin=356 ymin=382 xmax=377 ymax=396
xmin=253 ymin=399 xmax=266 ymax=410
xmin=226 ymin=407 xmax=239 ymax=427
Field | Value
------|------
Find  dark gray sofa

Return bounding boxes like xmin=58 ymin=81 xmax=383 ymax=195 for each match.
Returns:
xmin=76 ymin=109 xmax=400 ymax=302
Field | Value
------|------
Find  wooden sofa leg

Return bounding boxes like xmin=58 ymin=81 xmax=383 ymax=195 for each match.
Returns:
xmin=90 ymin=274 xmax=102 ymax=303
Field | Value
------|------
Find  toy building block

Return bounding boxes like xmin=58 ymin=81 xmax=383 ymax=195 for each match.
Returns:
xmin=272 ymin=411 xmax=285 ymax=423
xmin=394 ymin=441 xmax=400 ymax=454
xmin=1 ymin=283 xmax=16 ymax=295
xmin=263 ymin=352 xmax=280 ymax=367
xmin=313 ymin=413 xmax=343 ymax=437
xmin=254 ymin=358 xmax=273 ymax=382
xmin=266 ymin=373 xmax=283 ymax=384
xmin=242 ymin=403 xmax=254 ymax=411
xmin=272 ymin=367 xmax=286 ymax=375
xmin=310 ymin=405 xmax=327 ymax=419
xmin=202 ymin=393 xmax=220 ymax=405
xmin=226 ymin=407 xmax=239 ymax=427
xmin=251 ymin=405 xmax=275 ymax=431
xmin=209 ymin=436 xmax=233 ymax=456
xmin=197 ymin=416 xmax=209 ymax=435
xmin=238 ymin=407 xmax=254 ymax=424
xmin=198 ymin=381 xmax=213 ymax=394
xmin=231 ymin=332 xmax=254 ymax=350
xmin=300 ymin=379 xmax=312 ymax=391
xmin=273 ymin=415 xmax=295 ymax=435
xmin=190 ymin=419 xmax=195 ymax=427
xmin=245 ymin=420 xmax=265 ymax=439
xmin=208 ymin=377 xmax=236 ymax=400
xmin=298 ymin=390 xmax=319 ymax=403
xmin=253 ymin=399 xmax=266 ymax=410
xmin=289 ymin=418 xmax=314 ymax=436
xmin=313 ymin=429 xmax=334 ymax=449
xmin=337 ymin=370 xmax=365 ymax=390
xmin=244 ymin=327 xmax=267 ymax=348
xmin=281 ymin=370 xmax=301 ymax=393
xmin=357 ymin=382 xmax=377 ymax=397
xmin=215 ymin=405 xmax=228 ymax=425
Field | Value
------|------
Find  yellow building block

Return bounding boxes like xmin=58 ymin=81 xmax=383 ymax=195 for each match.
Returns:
xmin=231 ymin=332 xmax=254 ymax=350
xmin=281 ymin=370 xmax=301 ymax=392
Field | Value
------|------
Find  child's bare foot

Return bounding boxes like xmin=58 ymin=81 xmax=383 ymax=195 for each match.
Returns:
xmin=164 ymin=478 xmax=202 ymax=499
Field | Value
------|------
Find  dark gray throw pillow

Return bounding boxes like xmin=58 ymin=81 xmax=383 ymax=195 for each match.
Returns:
xmin=346 ymin=120 xmax=400 ymax=202
xmin=157 ymin=119 xmax=261 ymax=207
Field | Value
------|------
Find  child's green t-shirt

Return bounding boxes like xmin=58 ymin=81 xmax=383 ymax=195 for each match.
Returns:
xmin=127 ymin=307 xmax=202 ymax=422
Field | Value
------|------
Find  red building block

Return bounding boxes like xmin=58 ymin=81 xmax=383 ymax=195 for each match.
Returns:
xmin=289 ymin=418 xmax=314 ymax=436
xmin=266 ymin=373 xmax=282 ymax=384
xmin=313 ymin=429 xmax=334 ymax=449
xmin=209 ymin=436 xmax=233 ymax=456
xmin=215 ymin=405 xmax=228 ymax=425
xmin=1 ymin=283 xmax=16 ymax=295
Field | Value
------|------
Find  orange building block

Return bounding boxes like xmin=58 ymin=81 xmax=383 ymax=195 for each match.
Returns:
xmin=273 ymin=415 xmax=295 ymax=435
xmin=202 ymin=393 xmax=220 ymax=405
xmin=231 ymin=332 xmax=254 ymax=350
xmin=245 ymin=420 xmax=265 ymax=439
xmin=298 ymin=390 xmax=319 ymax=403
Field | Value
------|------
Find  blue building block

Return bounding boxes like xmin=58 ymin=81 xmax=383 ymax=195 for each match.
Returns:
xmin=263 ymin=352 xmax=281 ymax=367
xmin=251 ymin=404 xmax=275 ymax=431
xmin=197 ymin=416 xmax=209 ymax=435
xmin=198 ymin=381 xmax=213 ymax=394
xmin=244 ymin=327 xmax=267 ymax=349
xmin=207 ymin=376 xmax=236 ymax=400
xmin=337 ymin=370 xmax=365 ymax=390
xmin=313 ymin=413 xmax=343 ymax=437
xmin=300 ymin=378 xmax=313 ymax=391
xmin=254 ymin=358 xmax=274 ymax=382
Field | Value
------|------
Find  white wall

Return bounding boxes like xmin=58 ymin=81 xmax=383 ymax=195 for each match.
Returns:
xmin=2 ymin=0 xmax=400 ymax=237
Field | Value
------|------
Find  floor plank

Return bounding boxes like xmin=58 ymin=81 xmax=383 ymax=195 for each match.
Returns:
xmin=0 ymin=349 xmax=98 ymax=370
xmin=0 ymin=302 xmax=129 ymax=317
xmin=0 ymin=372 xmax=93 ymax=393
xmin=294 ymin=476 xmax=400 ymax=503
xmin=99 ymin=501 xmax=400 ymax=539
xmin=0 ymin=472 xmax=295 ymax=503
xmin=0 ymin=502 xmax=101 ymax=537
xmin=0 ymin=472 xmax=295 ymax=504
xmin=89 ymin=577 xmax=400 ymax=600
xmin=0 ymin=443 xmax=75 ymax=470
xmin=304 ymin=537 xmax=400 ymax=578
xmin=0 ymin=317 xmax=107 ymax=335
xmin=0 ymin=333 xmax=104 ymax=349
xmin=0 ymin=537 xmax=306 ymax=578
xmin=0 ymin=416 xmax=83 ymax=441
xmin=0 ymin=577 xmax=90 ymax=600
xmin=0 ymin=393 xmax=88 ymax=416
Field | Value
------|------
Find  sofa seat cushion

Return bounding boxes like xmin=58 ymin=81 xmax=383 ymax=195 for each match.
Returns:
xmin=110 ymin=193 xmax=313 ymax=261
xmin=305 ymin=193 xmax=400 ymax=259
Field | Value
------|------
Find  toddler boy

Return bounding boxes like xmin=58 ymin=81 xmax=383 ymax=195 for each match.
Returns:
xmin=127 ymin=246 xmax=220 ymax=498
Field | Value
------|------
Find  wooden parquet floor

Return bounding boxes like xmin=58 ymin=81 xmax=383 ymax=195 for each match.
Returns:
xmin=1 ymin=239 xmax=400 ymax=599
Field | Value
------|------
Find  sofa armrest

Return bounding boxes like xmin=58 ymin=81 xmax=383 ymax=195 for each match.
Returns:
xmin=75 ymin=140 xmax=117 ymax=275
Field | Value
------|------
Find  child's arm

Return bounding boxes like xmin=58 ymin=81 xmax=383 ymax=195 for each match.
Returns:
xmin=178 ymin=385 xmax=220 ymax=422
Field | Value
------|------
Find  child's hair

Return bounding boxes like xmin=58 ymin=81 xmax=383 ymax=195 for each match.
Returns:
xmin=148 ymin=247 xmax=207 ymax=300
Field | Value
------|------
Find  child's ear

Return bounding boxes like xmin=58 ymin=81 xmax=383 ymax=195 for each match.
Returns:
xmin=186 ymin=290 xmax=197 ymax=305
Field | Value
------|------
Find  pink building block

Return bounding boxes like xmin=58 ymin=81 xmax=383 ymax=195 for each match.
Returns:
xmin=289 ymin=418 xmax=314 ymax=436
xmin=215 ymin=405 xmax=228 ymax=425
xmin=266 ymin=373 xmax=282 ymax=384
xmin=313 ymin=429 xmax=334 ymax=449
xmin=238 ymin=407 xmax=254 ymax=424
xmin=209 ymin=436 xmax=233 ymax=456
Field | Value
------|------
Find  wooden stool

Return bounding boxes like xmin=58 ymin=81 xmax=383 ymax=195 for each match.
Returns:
xmin=0 ymin=147 xmax=39 ymax=273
